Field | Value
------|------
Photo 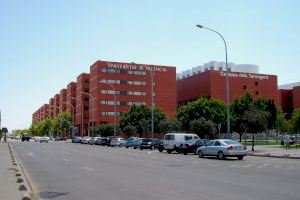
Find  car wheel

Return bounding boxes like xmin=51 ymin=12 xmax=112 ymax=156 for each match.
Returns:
xmin=134 ymin=147 xmax=137 ymax=149
xmin=183 ymin=151 xmax=187 ymax=155
xmin=140 ymin=148 xmax=143 ymax=150
xmin=218 ymin=151 xmax=225 ymax=160
xmin=167 ymin=150 xmax=172 ymax=154
xmin=158 ymin=149 xmax=163 ymax=152
xmin=126 ymin=146 xmax=128 ymax=148
xmin=175 ymin=148 xmax=181 ymax=153
xmin=237 ymin=156 xmax=244 ymax=160
xmin=198 ymin=150 xmax=204 ymax=158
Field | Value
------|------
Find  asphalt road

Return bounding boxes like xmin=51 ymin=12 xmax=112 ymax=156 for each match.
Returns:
xmin=11 ymin=141 xmax=300 ymax=200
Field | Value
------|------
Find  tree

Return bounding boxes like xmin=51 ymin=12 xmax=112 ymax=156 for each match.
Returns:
xmin=119 ymin=105 xmax=166 ymax=136
xmin=230 ymin=92 xmax=254 ymax=142
xmin=123 ymin=125 xmax=136 ymax=137
xmin=56 ymin=112 xmax=73 ymax=138
xmin=37 ymin=119 xmax=52 ymax=136
xmin=158 ymin=119 xmax=181 ymax=133
xmin=242 ymin=107 xmax=270 ymax=151
xmin=176 ymin=97 xmax=226 ymax=131
xmin=190 ymin=117 xmax=216 ymax=138
xmin=95 ymin=124 xmax=115 ymax=137
xmin=291 ymin=109 xmax=300 ymax=133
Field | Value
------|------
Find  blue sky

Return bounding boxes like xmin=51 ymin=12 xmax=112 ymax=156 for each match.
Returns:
xmin=0 ymin=0 xmax=299 ymax=131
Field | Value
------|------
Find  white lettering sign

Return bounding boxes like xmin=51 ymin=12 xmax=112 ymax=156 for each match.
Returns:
xmin=220 ymin=71 xmax=269 ymax=80
xmin=107 ymin=62 xmax=167 ymax=72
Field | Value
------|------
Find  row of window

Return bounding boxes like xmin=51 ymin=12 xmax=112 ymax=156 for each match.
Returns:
xmin=101 ymin=68 xmax=147 ymax=75
xmin=101 ymin=111 xmax=122 ymax=116
xmin=100 ymin=79 xmax=146 ymax=86
xmin=100 ymin=100 xmax=146 ymax=106
xmin=100 ymin=90 xmax=146 ymax=96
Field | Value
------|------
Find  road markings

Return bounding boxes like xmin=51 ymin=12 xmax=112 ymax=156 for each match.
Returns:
xmin=274 ymin=165 xmax=281 ymax=169
xmin=243 ymin=164 xmax=254 ymax=168
xmin=62 ymin=158 xmax=69 ymax=162
xmin=257 ymin=164 xmax=269 ymax=168
xmin=230 ymin=164 xmax=239 ymax=167
xmin=83 ymin=166 xmax=95 ymax=171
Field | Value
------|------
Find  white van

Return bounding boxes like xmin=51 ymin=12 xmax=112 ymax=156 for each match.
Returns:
xmin=163 ymin=133 xmax=200 ymax=153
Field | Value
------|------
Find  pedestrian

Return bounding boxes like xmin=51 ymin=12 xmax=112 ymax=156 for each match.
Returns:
xmin=284 ymin=135 xmax=290 ymax=149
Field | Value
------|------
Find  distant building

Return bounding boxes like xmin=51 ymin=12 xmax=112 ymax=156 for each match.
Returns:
xmin=279 ymin=82 xmax=300 ymax=117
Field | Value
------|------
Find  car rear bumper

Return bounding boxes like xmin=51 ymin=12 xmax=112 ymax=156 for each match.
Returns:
xmin=225 ymin=150 xmax=247 ymax=156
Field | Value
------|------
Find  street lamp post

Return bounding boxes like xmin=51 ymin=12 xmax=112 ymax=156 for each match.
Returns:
xmin=99 ymin=82 xmax=117 ymax=136
xmin=196 ymin=24 xmax=231 ymax=136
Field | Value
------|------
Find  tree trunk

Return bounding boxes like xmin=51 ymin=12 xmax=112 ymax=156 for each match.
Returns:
xmin=252 ymin=133 xmax=255 ymax=151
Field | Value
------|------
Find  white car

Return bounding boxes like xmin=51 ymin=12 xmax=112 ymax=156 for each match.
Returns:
xmin=40 ymin=137 xmax=50 ymax=143
xmin=34 ymin=136 xmax=41 ymax=142
xmin=163 ymin=133 xmax=200 ymax=154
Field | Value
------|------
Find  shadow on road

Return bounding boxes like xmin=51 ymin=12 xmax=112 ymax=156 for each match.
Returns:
xmin=34 ymin=191 xmax=69 ymax=199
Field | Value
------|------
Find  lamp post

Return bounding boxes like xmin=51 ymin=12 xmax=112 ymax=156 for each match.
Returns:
xmin=196 ymin=24 xmax=231 ymax=136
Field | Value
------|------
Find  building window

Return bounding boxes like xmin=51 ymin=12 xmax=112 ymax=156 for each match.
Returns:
xmin=84 ymin=106 xmax=89 ymax=110
xmin=210 ymin=66 xmax=214 ymax=70
xmin=255 ymin=81 xmax=259 ymax=86
xmin=100 ymin=121 xmax=108 ymax=124
xmin=255 ymin=91 xmax=259 ymax=95
xmin=101 ymin=111 xmax=121 ymax=116
xmin=243 ymin=85 xmax=247 ymax=90
xmin=219 ymin=67 xmax=223 ymax=71
xmin=84 ymin=97 xmax=89 ymax=101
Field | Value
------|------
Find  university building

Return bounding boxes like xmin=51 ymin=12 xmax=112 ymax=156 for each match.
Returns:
xmin=177 ymin=61 xmax=279 ymax=107
xmin=279 ymin=82 xmax=300 ymax=117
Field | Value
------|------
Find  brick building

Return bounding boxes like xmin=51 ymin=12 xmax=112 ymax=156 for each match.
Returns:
xmin=279 ymin=84 xmax=300 ymax=117
xmin=75 ymin=73 xmax=90 ymax=136
xmin=89 ymin=60 xmax=177 ymax=130
xmin=66 ymin=82 xmax=77 ymax=123
xmin=59 ymin=89 xmax=67 ymax=113
xmin=177 ymin=70 xmax=279 ymax=107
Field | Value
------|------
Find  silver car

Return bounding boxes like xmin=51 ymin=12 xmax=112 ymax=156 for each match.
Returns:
xmin=81 ymin=136 xmax=91 ymax=144
xmin=88 ymin=137 xmax=101 ymax=145
xmin=196 ymin=139 xmax=247 ymax=160
xmin=110 ymin=138 xmax=127 ymax=147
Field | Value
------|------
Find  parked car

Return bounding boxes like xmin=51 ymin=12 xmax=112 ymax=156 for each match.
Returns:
xmin=81 ymin=136 xmax=91 ymax=144
xmin=95 ymin=137 xmax=110 ymax=146
xmin=34 ymin=136 xmax=41 ymax=142
xmin=88 ymin=137 xmax=101 ymax=145
xmin=163 ymin=133 xmax=200 ymax=154
xmin=125 ymin=137 xmax=142 ymax=149
xmin=179 ymin=139 xmax=210 ymax=155
xmin=140 ymin=138 xmax=159 ymax=150
xmin=157 ymin=140 xmax=164 ymax=152
xmin=40 ymin=137 xmax=50 ymax=143
xmin=197 ymin=139 xmax=247 ymax=160
xmin=110 ymin=137 xmax=127 ymax=147
xmin=72 ymin=136 xmax=82 ymax=143
xmin=21 ymin=135 xmax=30 ymax=142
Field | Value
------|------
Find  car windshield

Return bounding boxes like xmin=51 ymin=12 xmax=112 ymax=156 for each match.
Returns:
xmin=142 ymin=139 xmax=152 ymax=142
xmin=223 ymin=140 xmax=240 ymax=145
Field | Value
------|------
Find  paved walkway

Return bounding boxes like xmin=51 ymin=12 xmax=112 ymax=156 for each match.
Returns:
xmin=0 ymin=141 xmax=33 ymax=200
xmin=0 ymin=142 xmax=24 ymax=200
xmin=247 ymin=145 xmax=300 ymax=159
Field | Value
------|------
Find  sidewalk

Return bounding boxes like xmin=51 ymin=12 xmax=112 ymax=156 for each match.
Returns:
xmin=0 ymin=142 xmax=31 ymax=200
xmin=247 ymin=145 xmax=300 ymax=159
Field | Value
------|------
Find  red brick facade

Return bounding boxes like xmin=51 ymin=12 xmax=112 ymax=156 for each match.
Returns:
xmin=177 ymin=70 xmax=279 ymax=107
xmin=75 ymin=73 xmax=90 ymax=136
xmin=89 ymin=60 xmax=176 ymax=128
xmin=66 ymin=82 xmax=77 ymax=123
xmin=59 ymin=89 xmax=67 ymax=113
xmin=293 ymin=86 xmax=300 ymax=110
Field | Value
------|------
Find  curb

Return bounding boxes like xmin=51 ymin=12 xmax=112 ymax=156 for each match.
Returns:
xmin=8 ymin=143 xmax=36 ymax=200
xmin=247 ymin=152 xmax=300 ymax=159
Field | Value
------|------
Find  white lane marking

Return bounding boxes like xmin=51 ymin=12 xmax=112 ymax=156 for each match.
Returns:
xmin=61 ymin=151 xmax=71 ymax=154
xmin=257 ymin=164 xmax=269 ymax=168
xmin=62 ymin=158 xmax=69 ymax=162
xmin=243 ymin=164 xmax=254 ymax=168
xmin=230 ymin=164 xmax=239 ymax=167
xmin=83 ymin=166 xmax=95 ymax=171
xmin=27 ymin=152 xmax=34 ymax=157
xmin=274 ymin=165 xmax=281 ymax=169
xmin=287 ymin=166 xmax=295 ymax=169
